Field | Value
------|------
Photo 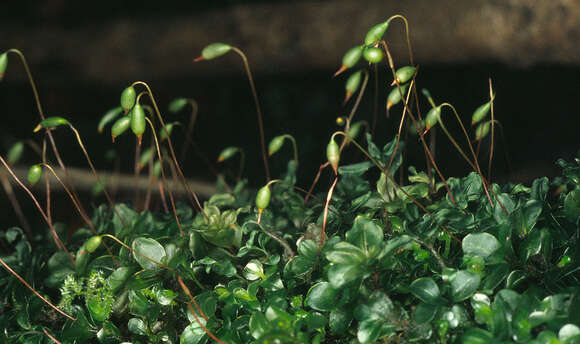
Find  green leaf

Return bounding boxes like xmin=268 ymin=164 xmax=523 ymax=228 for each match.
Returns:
xmin=559 ymin=324 xmax=580 ymax=343
xmin=325 ymin=241 xmax=366 ymax=265
xmin=338 ymin=161 xmax=374 ymax=176
xmin=346 ymin=215 xmax=383 ymax=255
xmin=181 ymin=318 xmax=207 ymax=344
xmin=462 ymin=233 xmax=500 ymax=258
xmin=97 ymin=321 xmax=121 ymax=344
xmin=249 ymin=312 xmax=268 ymax=339
xmin=414 ymin=302 xmax=439 ymax=323
xmin=127 ymin=317 xmax=147 ymax=336
xmin=243 ymin=259 xmax=265 ymax=281
xmin=131 ymin=237 xmax=166 ymax=271
xmin=462 ymin=328 xmax=494 ymax=343
xmin=328 ymin=262 xmax=363 ymax=289
xmin=531 ymin=177 xmax=549 ymax=201
xmin=450 ymin=270 xmax=481 ymax=302
xmin=306 ymin=282 xmax=339 ymax=311
xmin=329 ymin=308 xmax=352 ymax=335
xmin=410 ymin=277 xmax=442 ymax=304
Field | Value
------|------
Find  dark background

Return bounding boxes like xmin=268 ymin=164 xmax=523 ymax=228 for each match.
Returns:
xmin=1 ymin=0 xmax=579 ymax=229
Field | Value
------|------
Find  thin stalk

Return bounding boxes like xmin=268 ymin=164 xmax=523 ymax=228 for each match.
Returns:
xmin=40 ymin=163 xmax=119 ymax=266
xmin=372 ymin=63 xmax=379 ymax=132
xmin=179 ymin=99 xmax=199 ymax=164
xmin=101 ymin=234 xmax=174 ymax=271
xmin=0 ymin=169 xmax=33 ymax=241
xmin=385 ymin=79 xmax=415 ymax=177
xmin=0 ymin=156 xmax=74 ymax=264
xmin=7 ymin=49 xmax=88 ymax=227
xmin=230 ymin=47 xmax=271 ymax=182
xmin=319 ymin=176 xmax=338 ymax=252
xmin=42 ymin=328 xmax=62 ymax=344
xmin=0 ymin=257 xmax=75 ymax=321
xmin=437 ymin=104 xmax=498 ymax=209
xmin=65 ymin=124 xmax=128 ymax=227
xmin=283 ymin=134 xmax=299 ymax=164
xmin=381 ymin=42 xmax=456 ymax=205
xmin=145 ymin=118 xmax=184 ymax=236
xmin=177 ymin=276 xmax=228 ymax=344
xmin=131 ymin=82 xmax=206 ymax=220
xmin=387 ymin=14 xmax=415 ymax=65
xmin=253 ymin=221 xmax=295 ymax=259
xmin=488 ymin=78 xmax=495 ymax=182
xmin=304 ymin=162 xmax=330 ymax=205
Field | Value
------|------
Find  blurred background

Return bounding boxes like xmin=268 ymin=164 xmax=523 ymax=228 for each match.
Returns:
xmin=1 ymin=0 xmax=579 ymax=230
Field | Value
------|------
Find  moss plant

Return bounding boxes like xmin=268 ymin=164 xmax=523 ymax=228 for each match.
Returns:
xmin=1 ymin=15 xmax=580 ymax=344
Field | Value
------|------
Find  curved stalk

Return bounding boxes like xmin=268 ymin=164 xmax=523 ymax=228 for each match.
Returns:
xmin=0 ymin=156 xmax=73 ymax=264
xmin=230 ymin=47 xmax=271 ymax=182
xmin=130 ymin=82 xmax=206 ymax=219
xmin=179 ymin=99 xmax=199 ymax=164
xmin=41 ymin=163 xmax=119 ymax=266
xmin=145 ymin=117 xmax=185 ymax=236
xmin=381 ymin=41 xmax=456 ymax=206
xmin=0 ymin=257 xmax=75 ymax=321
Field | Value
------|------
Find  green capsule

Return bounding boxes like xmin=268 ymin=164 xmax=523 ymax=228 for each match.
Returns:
xmin=425 ymin=106 xmax=441 ymax=130
xmin=152 ymin=160 xmax=161 ymax=178
xmin=98 ymin=106 xmax=123 ymax=133
xmin=111 ymin=116 xmax=131 ymax=142
xmin=85 ymin=236 xmax=102 ymax=253
xmin=268 ymin=135 xmax=286 ymax=156
xmin=33 ymin=116 xmax=69 ymax=132
xmin=130 ymin=104 xmax=146 ymax=143
xmin=138 ymin=147 xmax=154 ymax=168
xmin=391 ymin=66 xmax=416 ymax=85
xmin=362 ymin=47 xmax=384 ymax=63
xmin=217 ymin=146 xmax=240 ymax=162
xmin=475 ymin=121 xmax=491 ymax=141
xmin=255 ymin=185 xmax=271 ymax=211
xmin=471 ymin=101 xmax=491 ymax=125
xmin=0 ymin=52 xmax=7 ymax=81
xmin=334 ymin=45 xmax=363 ymax=77
xmin=168 ymin=98 xmax=188 ymax=113
xmin=6 ymin=141 xmax=24 ymax=165
xmin=347 ymin=121 xmax=364 ymax=141
xmin=386 ymin=84 xmax=408 ymax=110
xmin=120 ymin=86 xmax=136 ymax=112
xmin=197 ymin=43 xmax=232 ymax=61
xmin=326 ymin=138 xmax=340 ymax=173
xmin=344 ymin=70 xmax=362 ymax=103
xmin=159 ymin=122 xmax=175 ymax=141
xmin=27 ymin=164 xmax=42 ymax=185
xmin=364 ymin=21 xmax=390 ymax=46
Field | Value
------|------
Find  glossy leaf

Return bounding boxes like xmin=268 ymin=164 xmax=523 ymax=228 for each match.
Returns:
xmin=449 ymin=270 xmax=481 ymax=302
xmin=306 ymin=282 xmax=339 ymax=311
xmin=131 ymin=237 xmax=166 ymax=271
xmin=410 ymin=277 xmax=442 ymax=304
xmin=462 ymin=233 xmax=500 ymax=258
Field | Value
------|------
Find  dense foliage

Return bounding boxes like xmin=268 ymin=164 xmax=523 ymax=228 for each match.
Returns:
xmin=1 ymin=14 xmax=580 ymax=344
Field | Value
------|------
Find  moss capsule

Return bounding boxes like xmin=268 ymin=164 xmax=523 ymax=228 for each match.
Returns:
xmin=0 ymin=52 xmax=7 ymax=81
xmin=334 ymin=45 xmax=363 ymax=77
xmin=326 ymin=138 xmax=340 ymax=174
xmin=471 ymin=101 xmax=491 ymax=125
xmin=7 ymin=141 xmax=24 ymax=165
xmin=268 ymin=135 xmax=286 ymax=156
xmin=217 ymin=146 xmax=240 ymax=162
xmin=111 ymin=116 xmax=131 ymax=142
xmin=33 ymin=117 xmax=69 ymax=132
xmin=195 ymin=43 xmax=232 ymax=62
xmin=363 ymin=47 xmax=384 ymax=63
xmin=98 ymin=106 xmax=123 ymax=134
xmin=159 ymin=122 xmax=175 ymax=141
xmin=386 ymin=84 xmax=408 ymax=110
xmin=120 ymin=86 xmax=136 ymax=112
xmin=130 ymin=104 xmax=146 ymax=144
xmin=425 ymin=106 xmax=441 ymax=130
xmin=255 ymin=185 xmax=271 ymax=212
xmin=27 ymin=164 xmax=42 ymax=185
xmin=475 ymin=121 xmax=491 ymax=141
xmin=168 ymin=98 xmax=188 ymax=113
xmin=85 ymin=236 xmax=102 ymax=253
xmin=364 ymin=21 xmax=390 ymax=46
xmin=347 ymin=121 xmax=364 ymax=141
xmin=344 ymin=70 xmax=362 ymax=103
xmin=391 ymin=66 xmax=416 ymax=86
